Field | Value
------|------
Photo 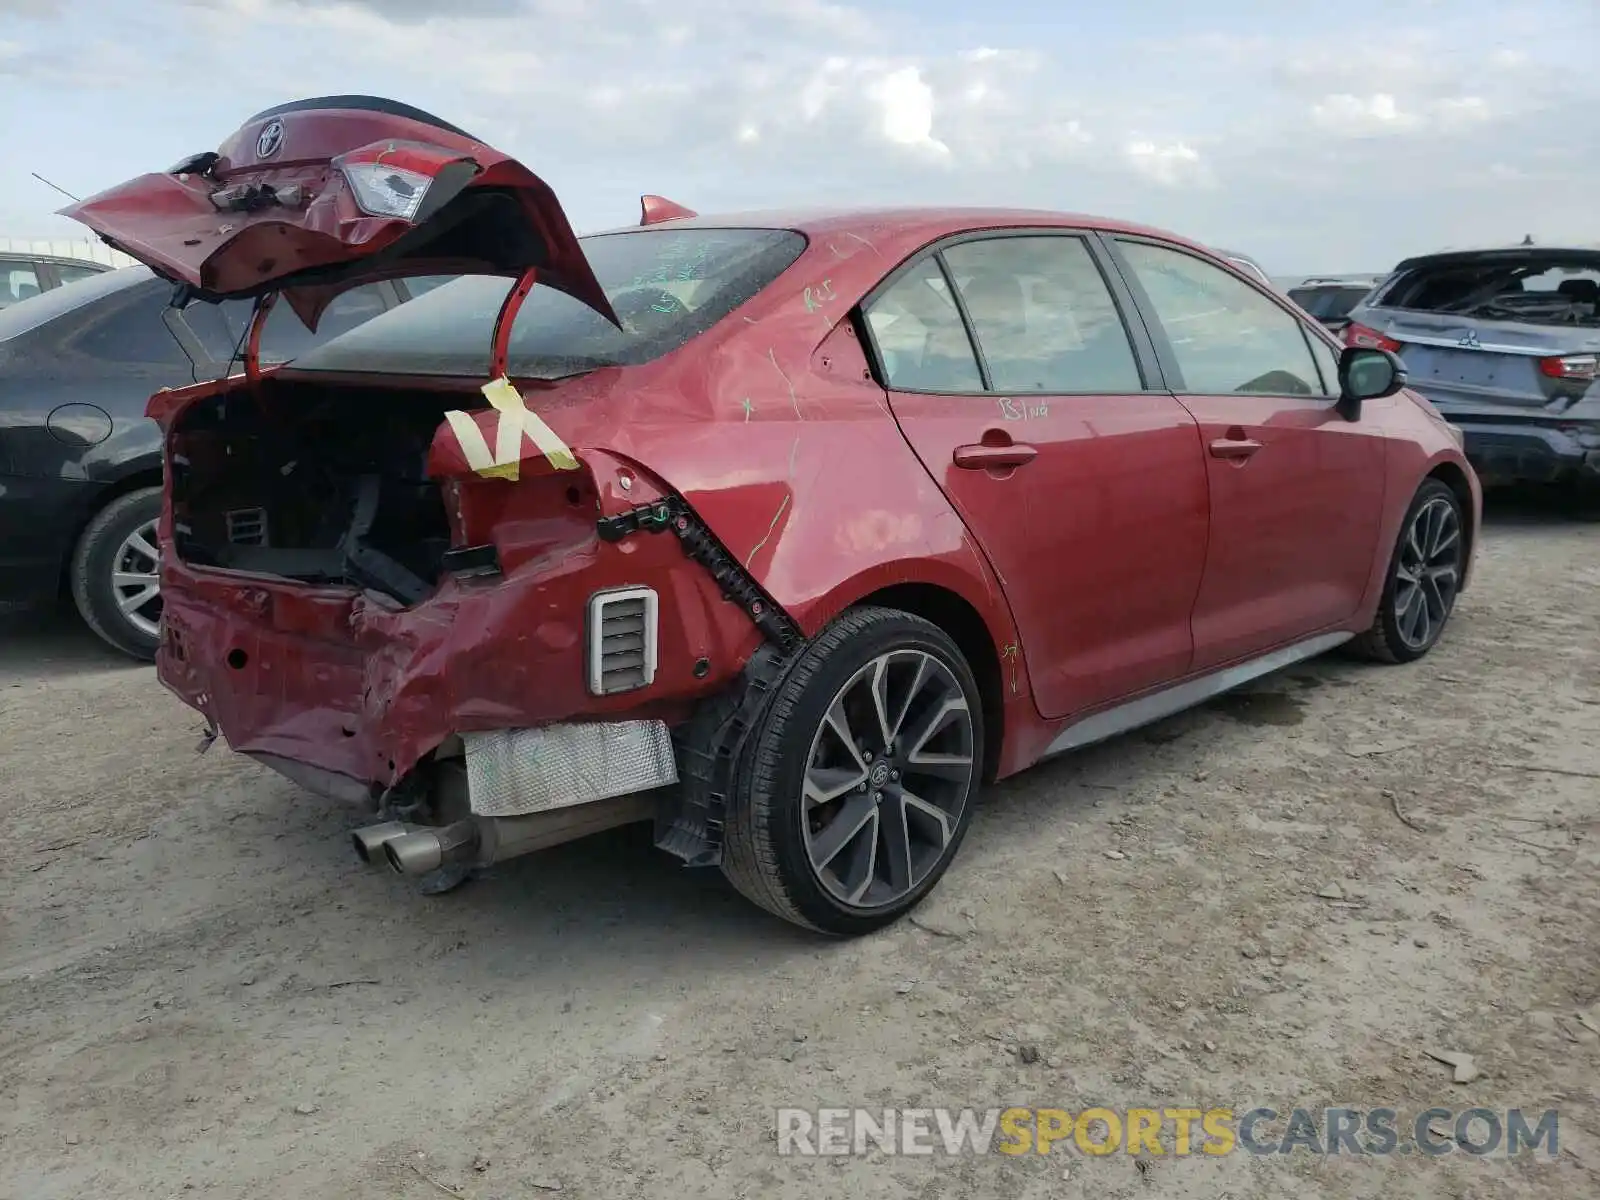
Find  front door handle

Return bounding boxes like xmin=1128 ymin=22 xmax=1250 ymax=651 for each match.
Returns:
xmin=953 ymin=441 xmax=1038 ymax=470
xmin=1209 ymin=437 xmax=1263 ymax=461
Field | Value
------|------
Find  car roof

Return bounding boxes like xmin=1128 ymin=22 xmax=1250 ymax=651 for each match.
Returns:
xmin=1393 ymin=245 xmax=1600 ymax=271
xmin=589 ymin=206 xmax=1219 ymax=256
xmin=20 ymin=253 xmax=112 ymax=269
xmin=0 ymin=263 xmax=156 ymax=341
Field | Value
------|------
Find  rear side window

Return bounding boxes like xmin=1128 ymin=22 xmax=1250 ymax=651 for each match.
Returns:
xmin=292 ymin=229 xmax=808 ymax=378
xmin=52 ymin=264 xmax=104 ymax=288
xmin=0 ymin=259 xmax=43 ymax=308
xmin=863 ymin=257 xmax=984 ymax=392
xmin=1118 ymin=240 xmax=1323 ymax=397
xmin=65 ymin=283 xmax=190 ymax=370
xmin=943 ymin=236 xmax=1142 ymax=393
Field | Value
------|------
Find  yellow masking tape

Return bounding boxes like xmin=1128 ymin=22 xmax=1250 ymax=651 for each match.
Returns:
xmin=442 ymin=377 xmax=580 ymax=482
xmin=443 ymin=409 xmax=495 ymax=473
xmin=483 ymin=377 xmax=580 ymax=474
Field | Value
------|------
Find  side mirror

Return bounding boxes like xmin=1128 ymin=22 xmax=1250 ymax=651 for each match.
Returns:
xmin=1336 ymin=346 xmax=1407 ymax=421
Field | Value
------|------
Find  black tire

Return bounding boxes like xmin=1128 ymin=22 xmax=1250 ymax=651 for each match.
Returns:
xmin=70 ymin=487 xmax=164 ymax=662
xmin=1348 ymin=478 xmax=1465 ymax=664
xmin=720 ymin=606 xmax=985 ymax=936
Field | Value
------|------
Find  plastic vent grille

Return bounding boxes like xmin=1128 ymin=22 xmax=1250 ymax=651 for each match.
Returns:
xmin=586 ymin=586 xmax=659 ymax=696
xmin=225 ymin=507 xmax=268 ymax=546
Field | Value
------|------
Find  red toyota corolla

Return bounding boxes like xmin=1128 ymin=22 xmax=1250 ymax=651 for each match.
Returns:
xmin=64 ymin=96 xmax=1481 ymax=935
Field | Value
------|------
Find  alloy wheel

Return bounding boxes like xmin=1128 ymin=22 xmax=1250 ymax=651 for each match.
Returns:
xmin=801 ymin=650 xmax=976 ymax=909
xmin=112 ymin=519 xmax=163 ymax=640
xmin=1393 ymin=495 xmax=1461 ymax=651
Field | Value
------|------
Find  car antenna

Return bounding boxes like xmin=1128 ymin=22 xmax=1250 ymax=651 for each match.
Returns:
xmin=1521 ymin=234 xmax=1534 ymax=246
xmin=32 ymin=172 xmax=81 ymax=202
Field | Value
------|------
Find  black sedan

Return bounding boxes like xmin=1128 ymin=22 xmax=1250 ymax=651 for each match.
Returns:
xmin=0 ymin=268 xmax=431 ymax=658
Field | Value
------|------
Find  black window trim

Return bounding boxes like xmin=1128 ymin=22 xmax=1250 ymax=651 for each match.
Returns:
xmin=1102 ymin=233 xmax=1344 ymax=402
xmin=854 ymin=226 xmax=1169 ymax=398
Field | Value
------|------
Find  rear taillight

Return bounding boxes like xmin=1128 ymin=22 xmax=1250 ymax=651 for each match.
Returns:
xmin=1538 ymin=353 xmax=1599 ymax=382
xmin=1343 ymin=322 xmax=1401 ymax=353
xmin=340 ymin=163 xmax=432 ymax=220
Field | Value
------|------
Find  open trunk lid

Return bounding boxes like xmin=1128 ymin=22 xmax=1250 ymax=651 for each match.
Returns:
xmin=59 ymin=95 xmax=617 ymax=334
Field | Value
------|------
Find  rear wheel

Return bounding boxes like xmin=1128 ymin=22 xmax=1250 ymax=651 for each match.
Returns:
xmin=70 ymin=487 xmax=163 ymax=662
xmin=720 ymin=607 xmax=984 ymax=936
xmin=1348 ymin=478 xmax=1465 ymax=663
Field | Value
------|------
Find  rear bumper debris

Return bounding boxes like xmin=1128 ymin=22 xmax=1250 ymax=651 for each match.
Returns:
xmin=1449 ymin=420 xmax=1600 ymax=486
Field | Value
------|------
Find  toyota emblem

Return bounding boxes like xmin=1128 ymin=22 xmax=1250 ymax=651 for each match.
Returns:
xmin=256 ymin=119 xmax=285 ymax=160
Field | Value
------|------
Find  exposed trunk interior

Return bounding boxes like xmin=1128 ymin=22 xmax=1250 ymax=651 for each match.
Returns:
xmin=168 ymin=377 xmax=471 ymax=604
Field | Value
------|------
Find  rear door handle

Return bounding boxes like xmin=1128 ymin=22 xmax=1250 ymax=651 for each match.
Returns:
xmin=953 ymin=442 xmax=1038 ymax=469
xmin=1208 ymin=437 xmax=1263 ymax=460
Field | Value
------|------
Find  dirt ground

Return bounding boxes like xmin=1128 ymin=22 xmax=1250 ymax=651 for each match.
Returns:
xmin=2 ymin=492 xmax=1596 ymax=1200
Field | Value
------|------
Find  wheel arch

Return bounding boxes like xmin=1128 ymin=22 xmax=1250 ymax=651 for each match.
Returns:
xmin=1425 ymin=460 xmax=1477 ymax=590
xmin=846 ymin=581 xmax=1006 ymax=784
xmin=57 ymin=466 xmax=163 ymax=596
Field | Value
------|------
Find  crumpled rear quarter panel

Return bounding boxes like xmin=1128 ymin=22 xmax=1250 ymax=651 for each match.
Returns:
xmin=157 ymin=461 xmax=763 ymax=792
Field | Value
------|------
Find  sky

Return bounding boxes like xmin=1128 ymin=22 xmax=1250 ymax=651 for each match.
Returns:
xmin=1 ymin=0 xmax=1595 ymax=275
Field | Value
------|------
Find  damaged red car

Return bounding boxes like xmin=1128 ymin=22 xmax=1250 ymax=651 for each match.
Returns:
xmin=64 ymin=96 xmax=1482 ymax=935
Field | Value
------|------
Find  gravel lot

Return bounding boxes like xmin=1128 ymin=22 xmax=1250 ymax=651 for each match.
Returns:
xmin=2 ymin=493 xmax=1596 ymax=1200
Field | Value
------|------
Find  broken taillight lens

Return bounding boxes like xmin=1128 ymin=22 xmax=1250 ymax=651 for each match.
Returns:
xmin=340 ymin=163 xmax=432 ymax=221
xmin=1538 ymin=353 xmax=1599 ymax=381
xmin=1343 ymin=322 xmax=1402 ymax=353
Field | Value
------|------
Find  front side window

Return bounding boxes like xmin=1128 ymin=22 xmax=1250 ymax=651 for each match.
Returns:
xmin=943 ymin=236 xmax=1142 ymax=393
xmin=0 ymin=259 xmax=43 ymax=308
xmin=1305 ymin=332 xmax=1341 ymax=396
xmin=1118 ymin=240 xmax=1322 ymax=396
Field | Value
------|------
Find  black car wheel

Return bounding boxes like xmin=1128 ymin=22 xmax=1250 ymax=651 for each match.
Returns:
xmin=1349 ymin=478 xmax=1465 ymax=664
xmin=70 ymin=487 xmax=164 ymax=661
xmin=720 ymin=606 xmax=984 ymax=936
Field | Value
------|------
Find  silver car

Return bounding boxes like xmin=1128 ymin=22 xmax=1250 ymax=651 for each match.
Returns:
xmin=1342 ymin=244 xmax=1600 ymax=490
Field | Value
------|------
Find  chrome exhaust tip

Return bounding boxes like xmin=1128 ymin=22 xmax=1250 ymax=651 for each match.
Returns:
xmin=383 ymin=830 xmax=443 ymax=876
xmin=351 ymin=821 xmax=412 ymax=865
xmin=382 ymin=820 xmax=481 ymax=877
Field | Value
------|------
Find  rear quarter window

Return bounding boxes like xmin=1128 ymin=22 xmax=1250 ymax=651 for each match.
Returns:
xmin=291 ymin=228 xmax=808 ymax=378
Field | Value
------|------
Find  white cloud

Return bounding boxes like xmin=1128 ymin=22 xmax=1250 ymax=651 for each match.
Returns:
xmin=1124 ymin=140 xmax=1207 ymax=187
xmin=1311 ymin=93 xmax=1421 ymax=136
xmin=0 ymin=0 xmax=1595 ymax=272
xmin=868 ymin=66 xmax=949 ymax=159
xmin=1431 ymin=96 xmax=1492 ymax=129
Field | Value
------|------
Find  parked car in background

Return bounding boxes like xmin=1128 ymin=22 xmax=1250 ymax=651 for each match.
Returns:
xmin=0 ymin=250 xmax=112 ymax=308
xmin=0 ymin=265 xmax=429 ymax=658
xmin=1343 ymin=245 xmax=1600 ymax=491
xmin=1287 ymin=275 xmax=1383 ymax=336
xmin=61 ymin=95 xmax=1480 ymax=935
